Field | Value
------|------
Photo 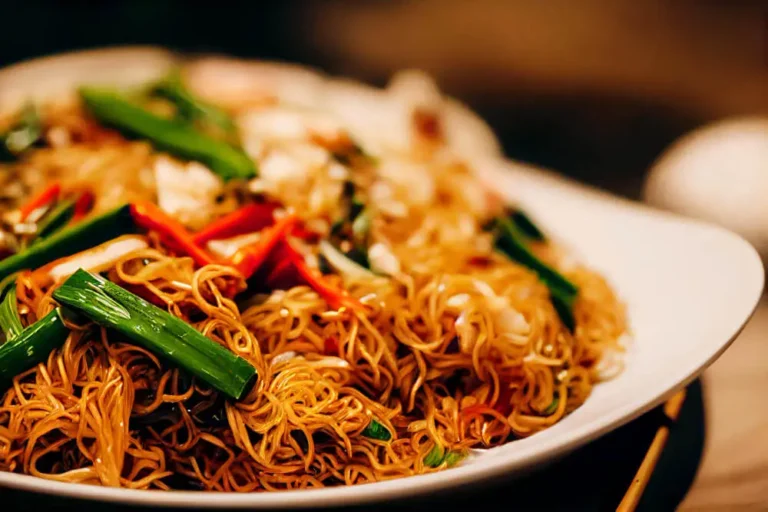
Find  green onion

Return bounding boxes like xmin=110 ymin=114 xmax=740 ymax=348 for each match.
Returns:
xmin=424 ymin=444 xmax=445 ymax=467
xmin=0 ymin=287 xmax=23 ymax=342
xmin=351 ymin=209 xmax=371 ymax=247
xmin=151 ymin=71 xmax=237 ymax=139
xmin=510 ymin=209 xmax=546 ymax=242
xmin=52 ymin=269 xmax=256 ymax=399
xmin=543 ymin=395 xmax=560 ymax=416
xmin=31 ymin=198 xmax=76 ymax=243
xmin=0 ymin=308 xmax=70 ymax=382
xmin=0 ymin=204 xmax=136 ymax=282
xmin=0 ymin=272 xmax=18 ymax=300
xmin=80 ymin=87 xmax=256 ymax=182
xmin=319 ymin=240 xmax=376 ymax=280
xmin=424 ymin=444 xmax=467 ymax=468
xmin=361 ymin=418 xmax=391 ymax=441
xmin=493 ymin=216 xmax=578 ymax=330
xmin=0 ymin=104 xmax=42 ymax=161
xmin=443 ymin=450 xmax=467 ymax=467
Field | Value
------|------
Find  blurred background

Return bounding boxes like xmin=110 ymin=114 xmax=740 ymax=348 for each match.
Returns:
xmin=1 ymin=0 xmax=766 ymax=200
xmin=0 ymin=2 xmax=767 ymax=510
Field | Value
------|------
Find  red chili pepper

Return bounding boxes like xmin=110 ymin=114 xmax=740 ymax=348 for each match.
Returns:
xmin=283 ymin=244 xmax=364 ymax=312
xmin=130 ymin=201 xmax=215 ymax=267
xmin=460 ymin=404 xmax=497 ymax=418
xmin=324 ymin=336 xmax=340 ymax=355
xmin=72 ymin=189 xmax=95 ymax=221
xmin=289 ymin=222 xmax=321 ymax=243
xmin=192 ymin=203 xmax=278 ymax=246
xmin=18 ymin=182 xmax=61 ymax=221
xmin=229 ymin=214 xmax=298 ymax=279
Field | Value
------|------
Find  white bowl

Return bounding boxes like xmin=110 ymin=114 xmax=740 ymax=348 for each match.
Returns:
xmin=0 ymin=47 xmax=763 ymax=509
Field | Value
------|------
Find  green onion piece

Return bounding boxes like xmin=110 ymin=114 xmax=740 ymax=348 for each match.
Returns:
xmin=495 ymin=217 xmax=577 ymax=297
xmin=443 ymin=450 xmax=467 ymax=468
xmin=80 ymin=87 xmax=256 ymax=182
xmin=0 ymin=308 xmax=70 ymax=382
xmin=319 ymin=240 xmax=375 ymax=280
xmin=494 ymin=216 xmax=578 ymax=330
xmin=151 ymin=71 xmax=237 ymax=138
xmin=362 ymin=418 xmax=392 ymax=441
xmin=0 ymin=104 xmax=42 ymax=161
xmin=0 ymin=272 xmax=18 ymax=300
xmin=424 ymin=444 xmax=467 ymax=468
xmin=351 ymin=209 xmax=371 ymax=246
xmin=31 ymin=198 xmax=76 ymax=243
xmin=0 ymin=287 xmax=23 ymax=342
xmin=52 ymin=269 xmax=257 ymax=399
xmin=510 ymin=209 xmax=546 ymax=242
xmin=543 ymin=395 xmax=560 ymax=416
xmin=424 ymin=444 xmax=445 ymax=467
xmin=0 ymin=204 xmax=136 ymax=282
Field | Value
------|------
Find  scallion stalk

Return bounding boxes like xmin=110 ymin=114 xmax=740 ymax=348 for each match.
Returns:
xmin=31 ymin=198 xmax=76 ymax=243
xmin=361 ymin=418 xmax=391 ymax=441
xmin=80 ymin=87 xmax=256 ymax=181
xmin=0 ymin=287 xmax=23 ymax=342
xmin=0 ymin=308 xmax=70 ymax=381
xmin=0 ymin=204 xmax=136 ymax=282
xmin=493 ymin=216 xmax=578 ymax=330
xmin=0 ymin=104 xmax=42 ymax=161
xmin=52 ymin=269 xmax=257 ymax=399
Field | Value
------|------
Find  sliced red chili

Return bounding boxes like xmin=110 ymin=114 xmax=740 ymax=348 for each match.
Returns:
xmin=130 ymin=201 xmax=215 ymax=267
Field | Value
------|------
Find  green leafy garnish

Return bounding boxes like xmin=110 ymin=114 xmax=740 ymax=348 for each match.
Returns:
xmin=361 ymin=418 xmax=391 ymax=441
xmin=52 ymin=269 xmax=257 ymax=399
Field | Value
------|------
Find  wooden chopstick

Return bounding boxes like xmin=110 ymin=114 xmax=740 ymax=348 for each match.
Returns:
xmin=617 ymin=389 xmax=688 ymax=511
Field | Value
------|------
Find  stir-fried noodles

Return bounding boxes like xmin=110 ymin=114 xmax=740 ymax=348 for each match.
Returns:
xmin=0 ymin=60 xmax=626 ymax=491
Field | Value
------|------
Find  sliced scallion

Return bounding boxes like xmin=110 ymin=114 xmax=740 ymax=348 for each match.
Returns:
xmin=52 ymin=269 xmax=257 ymax=399
xmin=80 ymin=87 xmax=256 ymax=181
xmin=361 ymin=418 xmax=391 ymax=441
xmin=0 ymin=287 xmax=23 ymax=342
xmin=543 ymin=395 xmax=560 ymax=416
xmin=493 ymin=216 xmax=578 ymax=330
xmin=0 ymin=104 xmax=42 ymax=161
xmin=31 ymin=198 xmax=76 ymax=243
xmin=510 ymin=209 xmax=546 ymax=242
xmin=0 ymin=204 xmax=136 ymax=282
xmin=151 ymin=71 xmax=237 ymax=139
xmin=0 ymin=308 xmax=70 ymax=382
xmin=424 ymin=444 xmax=445 ymax=467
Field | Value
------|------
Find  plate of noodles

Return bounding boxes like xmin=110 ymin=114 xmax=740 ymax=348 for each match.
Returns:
xmin=0 ymin=47 xmax=761 ymax=508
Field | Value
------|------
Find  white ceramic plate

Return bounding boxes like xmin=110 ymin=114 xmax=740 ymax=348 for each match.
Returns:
xmin=0 ymin=48 xmax=763 ymax=509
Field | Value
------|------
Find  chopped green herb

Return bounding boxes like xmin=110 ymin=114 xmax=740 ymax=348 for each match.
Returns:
xmin=443 ymin=450 xmax=467 ymax=467
xmin=361 ymin=418 xmax=391 ymax=441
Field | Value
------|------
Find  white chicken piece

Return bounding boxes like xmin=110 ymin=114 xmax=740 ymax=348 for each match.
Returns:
xmin=153 ymin=155 xmax=224 ymax=230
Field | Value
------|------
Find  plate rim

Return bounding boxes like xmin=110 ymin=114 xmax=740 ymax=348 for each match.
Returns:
xmin=0 ymin=46 xmax=763 ymax=509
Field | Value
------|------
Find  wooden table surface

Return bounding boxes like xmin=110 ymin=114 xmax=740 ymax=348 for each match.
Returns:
xmin=680 ymin=294 xmax=768 ymax=511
